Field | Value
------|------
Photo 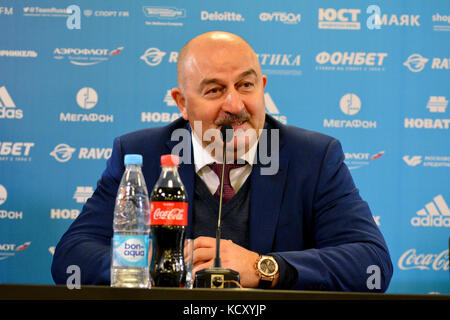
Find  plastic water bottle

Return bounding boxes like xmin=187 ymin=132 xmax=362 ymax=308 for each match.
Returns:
xmin=111 ymin=154 xmax=151 ymax=288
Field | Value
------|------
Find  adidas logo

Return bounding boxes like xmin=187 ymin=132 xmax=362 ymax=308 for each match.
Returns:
xmin=0 ymin=86 xmax=23 ymax=119
xmin=411 ymin=194 xmax=450 ymax=227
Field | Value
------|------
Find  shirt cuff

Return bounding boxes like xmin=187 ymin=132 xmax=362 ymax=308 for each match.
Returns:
xmin=267 ymin=253 xmax=298 ymax=290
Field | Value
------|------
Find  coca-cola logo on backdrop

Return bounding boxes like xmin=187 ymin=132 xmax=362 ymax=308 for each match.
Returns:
xmin=398 ymin=249 xmax=449 ymax=271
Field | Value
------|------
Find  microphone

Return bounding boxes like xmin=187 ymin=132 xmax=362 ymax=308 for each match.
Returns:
xmin=194 ymin=124 xmax=241 ymax=289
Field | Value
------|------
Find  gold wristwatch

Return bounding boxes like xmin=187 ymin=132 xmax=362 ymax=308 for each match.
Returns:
xmin=255 ymin=255 xmax=279 ymax=289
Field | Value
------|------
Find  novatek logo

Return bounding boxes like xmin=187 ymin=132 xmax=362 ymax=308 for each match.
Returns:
xmin=315 ymin=51 xmax=387 ymax=72
xmin=73 ymin=186 xmax=94 ymax=203
xmin=50 ymin=208 xmax=80 ymax=219
xmin=200 ymin=11 xmax=244 ymax=22
xmin=427 ymin=96 xmax=448 ymax=113
xmin=259 ymin=12 xmax=301 ymax=25
xmin=411 ymin=194 xmax=450 ymax=227
xmin=53 ymin=47 xmax=124 ymax=66
xmin=264 ymin=92 xmax=286 ymax=124
xmin=404 ymin=95 xmax=449 ymax=130
xmin=0 ymin=86 xmax=23 ymax=119
xmin=50 ymin=143 xmax=112 ymax=162
xmin=318 ymin=8 xmax=361 ymax=30
xmin=398 ymin=249 xmax=449 ymax=271
xmin=0 ymin=242 xmax=31 ymax=261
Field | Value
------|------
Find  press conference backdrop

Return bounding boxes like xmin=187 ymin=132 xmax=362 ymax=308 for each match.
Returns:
xmin=0 ymin=0 xmax=449 ymax=294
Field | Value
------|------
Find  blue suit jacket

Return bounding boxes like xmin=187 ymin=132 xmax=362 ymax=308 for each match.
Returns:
xmin=52 ymin=116 xmax=393 ymax=291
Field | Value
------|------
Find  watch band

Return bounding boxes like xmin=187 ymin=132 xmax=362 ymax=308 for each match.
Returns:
xmin=255 ymin=255 xmax=279 ymax=289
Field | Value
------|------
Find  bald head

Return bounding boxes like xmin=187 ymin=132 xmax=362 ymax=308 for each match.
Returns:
xmin=176 ymin=31 xmax=261 ymax=91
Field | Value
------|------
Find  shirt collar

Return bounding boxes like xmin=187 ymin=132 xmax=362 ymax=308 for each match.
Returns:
xmin=191 ymin=131 xmax=257 ymax=173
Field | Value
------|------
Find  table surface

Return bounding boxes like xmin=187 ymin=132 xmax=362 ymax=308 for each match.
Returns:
xmin=1 ymin=284 xmax=449 ymax=300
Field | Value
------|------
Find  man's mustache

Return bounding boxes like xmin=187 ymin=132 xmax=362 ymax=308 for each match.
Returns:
xmin=214 ymin=110 xmax=251 ymax=126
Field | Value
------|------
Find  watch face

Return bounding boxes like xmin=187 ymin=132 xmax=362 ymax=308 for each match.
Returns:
xmin=259 ymin=257 xmax=277 ymax=276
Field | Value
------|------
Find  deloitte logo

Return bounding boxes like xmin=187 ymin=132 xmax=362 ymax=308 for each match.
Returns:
xmin=411 ymin=194 xmax=450 ymax=227
xmin=340 ymin=93 xmax=361 ymax=115
xmin=76 ymin=87 xmax=98 ymax=109
xmin=403 ymin=54 xmax=428 ymax=72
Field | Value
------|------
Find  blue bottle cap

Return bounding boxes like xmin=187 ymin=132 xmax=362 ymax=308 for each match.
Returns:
xmin=124 ymin=154 xmax=143 ymax=165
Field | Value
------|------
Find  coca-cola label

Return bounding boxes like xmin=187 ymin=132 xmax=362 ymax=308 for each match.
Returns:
xmin=398 ymin=249 xmax=449 ymax=271
xmin=150 ymin=201 xmax=188 ymax=226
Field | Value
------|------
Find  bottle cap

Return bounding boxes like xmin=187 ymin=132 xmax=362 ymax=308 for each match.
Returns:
xmin=161 ymin=154 xmax=179 ymax=167
xmin=124 ymin=154 xmax=143 ymax=165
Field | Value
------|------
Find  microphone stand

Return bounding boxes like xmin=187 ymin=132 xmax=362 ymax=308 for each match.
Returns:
xmin=194 ymin=125 xmax=241 ymax=289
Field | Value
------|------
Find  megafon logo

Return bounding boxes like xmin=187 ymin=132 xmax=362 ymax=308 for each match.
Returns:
xmin=53 ymin=47 xmax=124 ymax=66
xmin=76 ymin=87 xmax=98 ymax=110
xmin=403 ymin=54 xmax=428 ymax=72
xmin=0 ymin=86 xmax=23 ymax=119
xmin=411 ymin=194 xmax=450 ymax=227
xmin=0 ymin=241 xmax=31 ymax=261
xmin=398 ymin=249 xmax=449 ymax=271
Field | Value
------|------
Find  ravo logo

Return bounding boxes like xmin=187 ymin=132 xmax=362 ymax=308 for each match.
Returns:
xmin=50 ymin=143 xmax=112 ymax=162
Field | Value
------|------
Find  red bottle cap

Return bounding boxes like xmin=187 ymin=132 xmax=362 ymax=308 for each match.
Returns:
xmin=160 ymin=154 xmax=179 ymax=167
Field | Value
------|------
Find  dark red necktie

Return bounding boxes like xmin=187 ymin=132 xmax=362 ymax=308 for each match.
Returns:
xmin=208 ymin=163 xmax=245 ymax=202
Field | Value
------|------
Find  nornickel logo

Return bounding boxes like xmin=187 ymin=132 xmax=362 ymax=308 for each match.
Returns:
xmin=411 ymin=194 xmax=450 ymax=227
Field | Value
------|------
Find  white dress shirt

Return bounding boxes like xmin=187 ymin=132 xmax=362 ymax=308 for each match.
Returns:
xmin=191 ymin=132 xmax=257 ymax=195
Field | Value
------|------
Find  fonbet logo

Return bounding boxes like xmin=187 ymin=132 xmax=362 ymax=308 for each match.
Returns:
xmin=53 ymin=47 xmax=124 ymax=66
xmin=411 ymin=194 xmax=450 ymax=227
xmin=259 ymin=12 xmax=301 ymax=25
xmin=0 ymin=141 xmax=34 ymax=162
xmin=318 ymin=8 xmax=361 ymax=30
xmin=404 ymin=95 xmax=449 ymax=130
xmin=0 ymin=86 xmax=23 ymax=119
xmin=398 ymin=249 xmax=449 ymax=271
xmin=0 ymin=242 xmax=31 ymax=261
xmin=345 ymin=151 xmax=384 ymax=170
xmin=50 ymin=143 xmax=111 ymax=162
xmin=315 ymin=51 xmax=387 ymax=72
xmin=324 ymin=94 xmax=377 ymax=129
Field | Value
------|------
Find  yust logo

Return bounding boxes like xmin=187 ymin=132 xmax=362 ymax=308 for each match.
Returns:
xmin=53 ymin=46 xmax=123 ymax=66
xmin=315 ymin=51 xmax=387 ymax=72
xmin=50 ymin=143 xmax=111 ymax=162
xmin=318 ymin=8 xmax=361 ymax=30
xmin=0 ymin=242 xmax=31 ymax=261
xmin=411 ymin=194 xmax=450 ymax=227
xmin=404 ymin=95 xmax=449 ymax=130
xmin=0 ymin=86 xmax=23 ymax=119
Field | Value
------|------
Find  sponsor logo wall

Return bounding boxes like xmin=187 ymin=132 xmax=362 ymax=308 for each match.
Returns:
xmin=0 ymin=0 xmax=448 ymax=294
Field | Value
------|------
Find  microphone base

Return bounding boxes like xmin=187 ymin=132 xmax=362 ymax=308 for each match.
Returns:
xmin=194 ymin=268 xmax=240 ymax=289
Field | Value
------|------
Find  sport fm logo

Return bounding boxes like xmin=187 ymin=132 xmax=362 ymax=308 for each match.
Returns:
xmin=411 ymin=194 xmax=450 ymax=227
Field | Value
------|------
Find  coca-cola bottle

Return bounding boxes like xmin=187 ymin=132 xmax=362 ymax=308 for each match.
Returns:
xmin=150 ymin=154 xmax=188 ymax=287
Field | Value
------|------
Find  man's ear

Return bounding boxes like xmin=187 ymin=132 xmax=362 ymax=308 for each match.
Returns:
xmin=171 ymin=88 xmax=188 ymax=120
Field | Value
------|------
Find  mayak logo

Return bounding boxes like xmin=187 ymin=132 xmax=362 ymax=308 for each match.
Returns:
xmin=411 ymin=194 xmax=450 ymax=227
xmin=403 ymin=54 xmax=428 ymax=72
xmin=259 ymin=12 xmax=301 ymax=25
xmin=73 ymin=186 xmax=94 ymax=203
xmin=398 ymin=249 xmax=449 ymax=271
xmin=318 ymin=8 xmax=361 ymax=30
xmin=345 ymin=151 xmax=385 ymax=170
xmin=143 ymin=6 xmax=186 ymax=19
xmin=264 ymin=92 xmax=286 ymax=124
xmin=50 ymin=143 xmax=112 ymax=162
xmin=0 ymin=86 xmax=23 ymax=119
xmin=140 ymin=48 xmax=166 ymax=66
xmin=0 ymin=242 xmax=31 ymax=261
xmin=53 ymin=46 xmax=124 ymax=66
